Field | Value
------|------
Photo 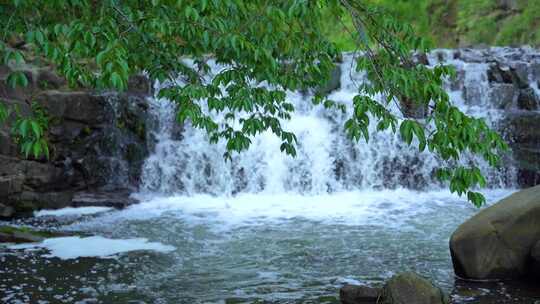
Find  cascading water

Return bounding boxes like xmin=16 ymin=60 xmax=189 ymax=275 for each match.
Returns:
xmin=140 ymin=50 xmax=518 ymax=196
xmin=4 ymin=48 xmax=539 ymax=304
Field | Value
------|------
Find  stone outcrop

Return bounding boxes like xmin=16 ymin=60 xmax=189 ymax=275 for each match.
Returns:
xmin=450 ymin=185 xmax=540 ymax=280
xmin=432 ymin=47 xmax=540 ymax=187
xmin=0 ymin=225 xmax=70 ymax=243
xmin=339 ymin=273 xmax=446 ymax=304
xmin=0 ymin=56 xmax=151 ymax=218
xmin=503 ymin=112 xmax=540 ymax=186
xmin=379 ymin=272 xmax=447 ymax=304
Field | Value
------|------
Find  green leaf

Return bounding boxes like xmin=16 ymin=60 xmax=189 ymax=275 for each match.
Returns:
xmin=19 ymin=119 xmax=29 ymax=137
xmin=7 ymin=71 xmax=29 ymax=88
xmin=30 ymin=121 xmax=42 ymax=138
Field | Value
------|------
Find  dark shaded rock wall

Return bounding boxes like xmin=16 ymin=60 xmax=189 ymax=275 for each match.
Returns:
xmin=429 ymin=47 xmax=540 ymax=187
xmin=0 ymin=62 xmax=151 ymax=218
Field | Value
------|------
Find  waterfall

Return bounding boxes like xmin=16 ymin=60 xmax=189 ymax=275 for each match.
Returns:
xmin=138 ymin=48 xmax=538 ymax=196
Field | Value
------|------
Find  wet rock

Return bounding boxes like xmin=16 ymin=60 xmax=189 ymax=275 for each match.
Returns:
xmin=0 ymin=225 xmax=67 ymax=243
xmin=317 ymin=64 xmax=341 ymax=95
xmin=531 ymin=241 xmax=540 ymax=277
xmin=340 ymin=284 xmax=380 ymax=304
xmin=36 ymin=68 xmax=66 ymax=90
xmin=449 ymin=69 xmax=465 ymax=91
xmin=71 ymin=190 xmax=139 ymax=209
xmin=0 ymin=129 xmax=19 ymax=157
xmin=487 ymin=63 xmax=514 ymax=84
xmin=400 ymin=96 xmax=427 ymax=118
xmin=532 ymin=63 xmax=540 ymax=82
xmin=450 ymin=185 xmax=540 ymax=280
xmin=488 ymin=83 xmax=517 ymax=109
xmin=510 ymin=62 xmax=530 ymax=89
xmin=413 ymin=52 xmax=430 ymax=65
xmin=23 ymin=161 xmax=65 ymax=190
xmin=0 ymin=203 xmax=15 ymax=219
xmin=517 ymin=88 xmax=539 ymax=110
xmin=0 ymin=175 xmax=24 ymax=198
xmin=380 ymin=272 xmax=446 ymax=304
xmin=502 ymin=112 xmax=540 ymax=187
xmin=127 ymin=74 xmax=153 ymax=96
xmin=38 ymin=91 xmax=108 ymax=125
xmin=18 ymin=191 xmax=74 ymax=211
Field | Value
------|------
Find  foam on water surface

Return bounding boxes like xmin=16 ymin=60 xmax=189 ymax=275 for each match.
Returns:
xmin=33 ymin=207 xmax=113 ymax=217
xmin=8 ymin=236 xmax=175 ymax=260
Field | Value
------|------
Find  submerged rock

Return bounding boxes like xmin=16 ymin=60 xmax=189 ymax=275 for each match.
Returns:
xmin=340 ymin=284 xmax=380 ymax=304
xmin=71 ymin=190 xmax=139 ymax=209
xmin=379 ymin=272 xmax=447 ymax=304
xmin=450 ymin=185 xmax=540 ymax=280
xmin=0 ymin=225 xmax=67 ymax=243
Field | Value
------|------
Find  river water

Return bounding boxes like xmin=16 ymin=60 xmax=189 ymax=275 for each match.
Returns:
xmin=2 ymin=48 xmax=540 ymax=303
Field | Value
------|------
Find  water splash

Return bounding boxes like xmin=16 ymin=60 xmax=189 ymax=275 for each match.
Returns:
xmin=140 ymin=49 xmax=537 ymax=196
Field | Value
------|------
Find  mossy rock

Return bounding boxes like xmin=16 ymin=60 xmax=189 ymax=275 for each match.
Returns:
xmin=380 ymin=272 xmax=447 ymax=304
xmin=0 ymin=225 xmax=68 ymax=243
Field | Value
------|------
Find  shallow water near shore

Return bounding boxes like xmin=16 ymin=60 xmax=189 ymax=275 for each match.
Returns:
xmin=3 ymin=188 xmax=539 ymax=303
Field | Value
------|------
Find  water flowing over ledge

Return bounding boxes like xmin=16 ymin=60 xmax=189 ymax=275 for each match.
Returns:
xmin=139 ymin=47 xmax=540 ymax=197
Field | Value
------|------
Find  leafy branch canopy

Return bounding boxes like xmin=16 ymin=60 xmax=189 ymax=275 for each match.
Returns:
xmin=0 ymin=0 xmax=507 ymax=206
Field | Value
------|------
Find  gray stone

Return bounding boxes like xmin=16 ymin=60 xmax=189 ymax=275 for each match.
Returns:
xmin=71 ymin=190 xmax=139 ymax=209
xmin=450 ymin=185 xmax=540 ymax=280
xmin=510 ymin=62 xmax=530 ymax=89
xmin=317 ymin=64 xmax=341 ymax=95
xmin=517 ymin=88 xmax=539 ymax=111
xmin=0 ymin=175 xmax=24 ymax=198
xmin=487 ymin=63 xmax=513 ymax=84
xmin=531 ymin=240 xmax=540 ymax=276
xmin=340 ymin=284 xmax=380 ymax=304
xmin=489 ymin=83 xmax=517 ymax=109
xmin=0 ymin=203 xmax=15 ymax=219
xmin=127 ymin=74 xmax=153 ymax=96
xmin=36 ymin=68 xmax=66 ymax=90
xmin=38 ymin=91 xmax=109 ymax=125
xmin=0 ymin=226 xmax=69 ymax=243
xmin=0 ymin=128 xmax=19 ymax=157
xmin=18 ymin=191 xmax=73 ymax=211
xmin=380 ymin=272 xmax=446 ymax=304
xmin=400 ymin=96 xmax=427 ymax=118
xmin=23 ymin=161 xmax=64 ymax=190
xmin=532 ymin=63 xmax=540 ymax=81
xmin=0 ymin=155 xmax=25 ymax=176
xmin=502 ymin=111 xmax=540 ymax=187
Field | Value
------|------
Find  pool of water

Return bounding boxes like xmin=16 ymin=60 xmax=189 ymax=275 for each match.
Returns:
xmin=2 ymin=189 xmax=539 ymax=303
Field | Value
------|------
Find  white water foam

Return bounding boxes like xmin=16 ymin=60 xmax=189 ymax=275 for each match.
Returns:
xmin=139 ymin=49 xmax=527 ymax=197
xmin=34 ymin=207 xmax=113 ymax=218
xmin=9 ymin=236 xmax=175 ymax=260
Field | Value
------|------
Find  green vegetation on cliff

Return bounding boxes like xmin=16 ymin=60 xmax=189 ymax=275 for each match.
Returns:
xmin=331 ymin=0 xmax=540 ymax=50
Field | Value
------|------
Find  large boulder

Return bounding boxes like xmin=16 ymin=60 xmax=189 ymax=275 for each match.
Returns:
xmin=379 ymin=272 xmax=446 ymax=304
xmin=532 ymin=241 xmax=540 ymax=276
xmin=450 ymin=185 xmax=540 ymax=280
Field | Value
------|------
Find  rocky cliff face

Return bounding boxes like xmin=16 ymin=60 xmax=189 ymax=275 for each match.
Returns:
xmin=428 ymin=47 xmax=540 ymax=188
xmin=0 ymin=63 xmax=151 ymax=218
